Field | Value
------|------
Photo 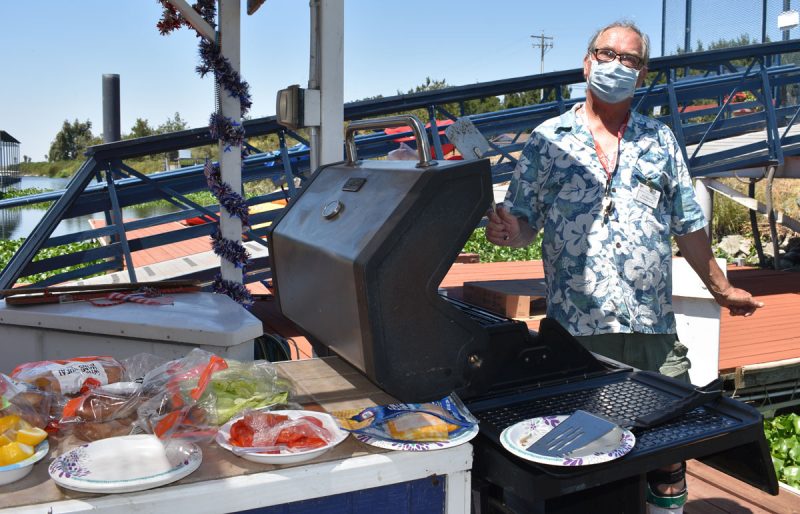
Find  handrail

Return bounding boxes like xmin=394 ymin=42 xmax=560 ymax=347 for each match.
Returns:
xmin=3 ymin=40 xmax=800 ymax=290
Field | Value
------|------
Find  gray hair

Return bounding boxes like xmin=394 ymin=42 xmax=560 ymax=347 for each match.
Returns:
xmin=587 ymin=21 xmax=650 ymax=65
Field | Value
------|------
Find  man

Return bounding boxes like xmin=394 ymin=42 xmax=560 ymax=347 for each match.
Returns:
xmin=486 ymin=21 xmax=764 ymax=514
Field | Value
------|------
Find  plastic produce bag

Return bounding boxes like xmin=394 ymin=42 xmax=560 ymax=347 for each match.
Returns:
xmin=227 ymin=410 xmax=333 ymax=454
xmin=59 ymin=382 xmax=145 ymax=441
xmin=204 ymin=360 xmax=291 ymax=425
xmin=0 ymin=373 xmax=53 ymax=430
xmin=134 ymin=349 xmax=292 ymax=442
xmin=132 ymin=348 xmax=226 ymax=442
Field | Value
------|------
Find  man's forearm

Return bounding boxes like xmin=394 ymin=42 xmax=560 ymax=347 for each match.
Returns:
xmin=674 ymin=229 xmax=732 ymax=298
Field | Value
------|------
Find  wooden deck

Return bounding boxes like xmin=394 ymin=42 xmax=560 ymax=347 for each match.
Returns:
xmin=88 ymin=219 xmax=212 ymax=269
xmin=686 ymin=460 xmax=800 ymax=514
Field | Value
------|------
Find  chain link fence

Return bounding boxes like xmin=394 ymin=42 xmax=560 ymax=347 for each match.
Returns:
xmin=662 ymin=0 xmax=799 ymax=56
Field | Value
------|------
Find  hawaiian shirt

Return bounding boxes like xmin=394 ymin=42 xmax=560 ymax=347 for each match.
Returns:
xmin=505 ymin=103 xmax=707 ymax=336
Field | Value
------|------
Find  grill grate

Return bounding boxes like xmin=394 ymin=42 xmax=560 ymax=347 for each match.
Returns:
xmin=442 ymin=295 xmax=511 ymax=327
xmin=474 ymin=379 xmax=739 ymax=452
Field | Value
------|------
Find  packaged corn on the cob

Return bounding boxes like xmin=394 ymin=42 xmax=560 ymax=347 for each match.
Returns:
xmin=333 ymin=393 xmax=477 ymax=443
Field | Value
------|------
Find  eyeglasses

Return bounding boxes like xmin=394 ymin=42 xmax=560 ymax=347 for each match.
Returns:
xmin=592 ymin=48 xmax=644 ymax=70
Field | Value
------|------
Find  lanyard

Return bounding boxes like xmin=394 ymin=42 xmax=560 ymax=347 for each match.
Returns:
xmin=584 ymin=110 xmax=629 ymax=221
xmin=586 ymin=111 xmax=629 ymax=186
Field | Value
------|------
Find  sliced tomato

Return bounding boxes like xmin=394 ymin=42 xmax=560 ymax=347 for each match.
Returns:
xmin=229 ymin=419 xmax=254 ymax=447
xmin=292 ymin=436 xmax=326 ymax=450
xmin=298 ymin=416 xmax=324 ymax=428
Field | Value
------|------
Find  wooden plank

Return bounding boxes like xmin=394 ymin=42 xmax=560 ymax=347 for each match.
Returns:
xmin=735 ymin=358 xmax=800 ymax=388
xmin=462 ymin=279 xmax=547 ymax=319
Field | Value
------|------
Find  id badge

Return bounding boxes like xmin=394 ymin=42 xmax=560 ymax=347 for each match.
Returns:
xmin=634 ymin=182 xmax=661 ymax=209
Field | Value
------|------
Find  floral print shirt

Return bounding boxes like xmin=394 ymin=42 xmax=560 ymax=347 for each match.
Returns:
xmin=505 ymin=104 xmax=707 ymax=336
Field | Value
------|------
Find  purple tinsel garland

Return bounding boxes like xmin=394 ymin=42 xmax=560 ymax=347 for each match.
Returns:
xmin=211 ymin=228 xmax=250 ymax=269
xmin=198 ymin=40 xmax=253 ymax=115
xmin=209 ymin=112 xmax=246 ymax=151
xmin=204 ymin=160 xmax=250 ymax=227
xmin=158 ymin=1 xmax=254 ymax=306
xmin=212 ymin=275 xmax=253 ymax=306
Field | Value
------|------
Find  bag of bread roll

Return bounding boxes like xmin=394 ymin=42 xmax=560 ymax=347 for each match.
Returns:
xmin=59 ymin=383 xmax=145 ymax=441
xmin=11 ymin=356 xmax=124 ymax=396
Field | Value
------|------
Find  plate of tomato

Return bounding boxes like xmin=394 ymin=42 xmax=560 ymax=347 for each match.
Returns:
xmin=216 ymin=409 xmax=349 ymax=464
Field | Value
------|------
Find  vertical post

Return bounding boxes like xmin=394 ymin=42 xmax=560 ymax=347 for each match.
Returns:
xmin=784 ymin=0 xmax=792 ymax=41
xmin=308 ymin=0 xmax=320 ymax=172
xmin=694 ymin=178 xmax=714 ymax=240
xmin=762 ymin=0 xmax=768 ymax=43
xmin=102 ymin=74 xmax=121 ymax=143
xmin=661 ymin=0 xmax=667 ymax=56
xmin=317 ymin=0 xmax=344 ymax=167
xmin=101 ymin=73 xmax=124 ymax=271
xmin=218 ymin=0 xmax=243 ymax=284
xmin=684 ymin=0 xmax=692 ymax=53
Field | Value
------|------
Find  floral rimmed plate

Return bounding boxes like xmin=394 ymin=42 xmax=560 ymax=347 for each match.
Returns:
xmin=500 ymin=415 xmax=635 ymax=466
xmin=49 ymin=434 xmax=201 ymax=493
xmin=354 ymin=423 xmax=479 ymax=452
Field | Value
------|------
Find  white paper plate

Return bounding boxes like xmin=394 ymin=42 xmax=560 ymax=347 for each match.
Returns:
xmin=216 ymin=409 xmax=349 ymax=465
xmin=354 ymin=423 xmax=479 ymax=451
xmin=49 ymin=434 xmax=201 ymax=493
xmin=500 ymin=415 xmax=635 ymax=466
xmin=0 ymin=439 xmax=49 ymax=486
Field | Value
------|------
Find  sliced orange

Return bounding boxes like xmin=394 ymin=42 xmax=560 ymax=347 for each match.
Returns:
xmin=0 ymin=433 xmax=12 ymax=446
xmin=16 ymin=427 xmax=47 ymax=447
xmin=0 ymin=415 xmax=20 ymax=434
xmin=0 ymin=442 xmax=33 ymax=466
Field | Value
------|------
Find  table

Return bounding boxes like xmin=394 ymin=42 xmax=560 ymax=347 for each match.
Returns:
xmin=0 ymin=293 xmax=262 ymax=373
xmin=0 ymin=358 xmax=473 ymax=513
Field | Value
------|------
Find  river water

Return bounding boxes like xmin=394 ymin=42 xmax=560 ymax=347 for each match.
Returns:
xmin=0 ymin=176 xmax=179 ymax=241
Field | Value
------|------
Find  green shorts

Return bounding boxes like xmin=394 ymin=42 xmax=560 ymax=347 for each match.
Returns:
xmin=574 ymin=332 xmax=691 ymax=383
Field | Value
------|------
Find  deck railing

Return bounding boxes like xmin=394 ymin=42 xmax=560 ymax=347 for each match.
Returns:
xmin=2 ymin=40 xmax=800 ymax=290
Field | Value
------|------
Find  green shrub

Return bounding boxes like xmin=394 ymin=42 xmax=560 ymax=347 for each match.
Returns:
xmin=463 ymin=227 xmax=543 ymax=262
xmin=0 ymin=238 xmax=103 ymax=284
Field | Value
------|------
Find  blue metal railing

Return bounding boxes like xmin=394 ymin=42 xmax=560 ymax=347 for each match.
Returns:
xmin=2 ymin=40 xmax=800 ymax=290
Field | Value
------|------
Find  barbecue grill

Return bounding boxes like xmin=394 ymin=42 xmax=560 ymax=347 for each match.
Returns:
xmin=268 ymin=115 xmax=778 ymax=513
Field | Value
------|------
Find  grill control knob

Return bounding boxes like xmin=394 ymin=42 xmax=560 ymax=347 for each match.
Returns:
xmin=468 ymin=353 xmax=483 ymax=369
xmin=322 ymin=200 xmax=343 ymax=219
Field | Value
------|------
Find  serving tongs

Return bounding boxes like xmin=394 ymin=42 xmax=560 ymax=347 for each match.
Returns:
xmin=526 ymin=377 xmax=724 ymax=458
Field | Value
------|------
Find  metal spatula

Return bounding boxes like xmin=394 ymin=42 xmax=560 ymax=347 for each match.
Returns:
xmin=526 ymin=410 xmax=618 ymax=457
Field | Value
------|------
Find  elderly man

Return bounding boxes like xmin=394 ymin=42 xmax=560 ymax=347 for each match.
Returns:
xmin=486 ymin=20 xmax=763 ymax=514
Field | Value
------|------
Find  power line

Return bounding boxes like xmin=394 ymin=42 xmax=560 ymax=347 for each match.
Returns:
xmin=531 ymin=32 xmax=554 ymax=100
xmin=531 ymin=32 xmax=554 ymax=75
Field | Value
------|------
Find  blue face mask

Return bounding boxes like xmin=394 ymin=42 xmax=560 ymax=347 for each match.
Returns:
xmin=587 ymin=59 xmax=639 ymax=104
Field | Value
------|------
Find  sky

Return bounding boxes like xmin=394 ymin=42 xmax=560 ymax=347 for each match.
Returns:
xmin=0 ymin=0 xmax=664 ymax=162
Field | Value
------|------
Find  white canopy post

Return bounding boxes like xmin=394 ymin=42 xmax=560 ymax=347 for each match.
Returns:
xmin=217 ymin=0 xmax=244 ymax=284
xmin=316 ymin=0 xmax=344 ymax=167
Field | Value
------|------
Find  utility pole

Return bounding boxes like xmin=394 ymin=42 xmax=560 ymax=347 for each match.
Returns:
xmin=531 ymin=32 xmax=553 ymax=100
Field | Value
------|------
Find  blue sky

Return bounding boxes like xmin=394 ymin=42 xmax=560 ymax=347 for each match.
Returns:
xmin=1 ymin=1 xmax=666 ymax=161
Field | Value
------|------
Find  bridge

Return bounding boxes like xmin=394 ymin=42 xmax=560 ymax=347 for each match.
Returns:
xmin=2 ymin=40 xmax=800 ymax=290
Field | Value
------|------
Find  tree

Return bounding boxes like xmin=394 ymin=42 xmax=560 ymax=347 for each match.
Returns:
xmin=48 ymin=119 xmax=95 ymax=161
xmin=128 ymin=118 xmax=155 ymax=139
xmin=156 ymin=112 xmax=188 ymax=134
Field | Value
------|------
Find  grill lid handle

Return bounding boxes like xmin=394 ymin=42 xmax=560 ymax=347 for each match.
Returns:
xmin=345 ymin=114 xmax=437 ymax=168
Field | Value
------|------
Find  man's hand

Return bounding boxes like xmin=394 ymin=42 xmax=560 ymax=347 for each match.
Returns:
xmin=712 ymin=286 xmax=764 ymax=317
xmin=486 ymin=206 xmax=527 ymax=247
